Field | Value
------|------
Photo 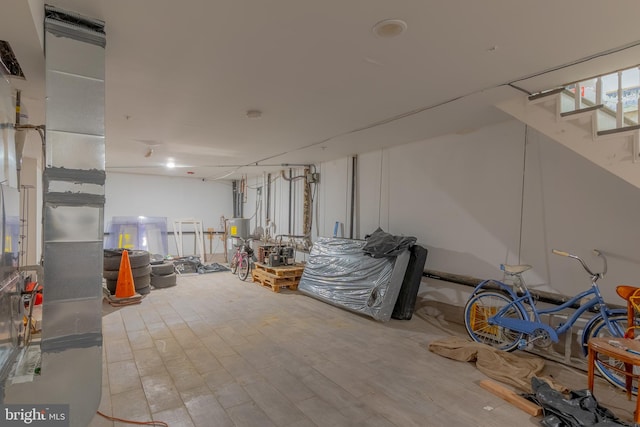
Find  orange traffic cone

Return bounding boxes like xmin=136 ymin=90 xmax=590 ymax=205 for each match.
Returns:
xmin=115 ymin=250 xmax=136 ymax=298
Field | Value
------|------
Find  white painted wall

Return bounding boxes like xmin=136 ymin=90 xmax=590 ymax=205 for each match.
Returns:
xmin=316 ymin=120 xmax=640 ymax=305
xmin=317 ymin=158 xmax=351 ymax=238
xmin=104 ymin=172 xmax=233 ymax=255
xmin=520 ymin=127 xmax=640 ymax=301
xmin=357 ymin=121 xmax=526 ymax=278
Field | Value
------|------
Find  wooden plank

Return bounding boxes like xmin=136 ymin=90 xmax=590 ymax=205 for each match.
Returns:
xmin=479 ymin=380 xmax=542 ymax=417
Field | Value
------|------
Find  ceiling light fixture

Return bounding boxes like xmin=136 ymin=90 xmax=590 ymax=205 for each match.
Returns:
xmin=166 ymin=159 xmax=176 ymax=168
xmin=246 ymin=109 xmax=262 ymax=119
xmin=372 ymin=19 xmax=407 ymax=38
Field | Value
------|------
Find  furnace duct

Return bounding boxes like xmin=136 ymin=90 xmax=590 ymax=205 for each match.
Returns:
xmin=4 ymin=6 xmax=106 ymax=427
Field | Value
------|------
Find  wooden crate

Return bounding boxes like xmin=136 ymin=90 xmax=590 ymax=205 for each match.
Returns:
xmin=251 ymin=262 xmax=305 ymax=292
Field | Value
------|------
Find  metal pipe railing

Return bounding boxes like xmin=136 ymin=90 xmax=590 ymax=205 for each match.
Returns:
xmin=539 ymin=63 xmax=640 ymax=132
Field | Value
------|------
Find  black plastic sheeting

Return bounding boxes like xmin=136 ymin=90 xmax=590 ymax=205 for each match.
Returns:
xmin=391 ymin=244 xmax=428 ymax=320
xmin=525 ymin=378 xmax=631 ymax=427
xmin=172 ymin=256 xmax=229 ymax=274
xmin=363 ymin=227 xmax=417 ymax=258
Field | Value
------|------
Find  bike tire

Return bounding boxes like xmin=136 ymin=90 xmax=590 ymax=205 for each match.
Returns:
xmin=230 ymin=256 xmax=238 ymax=275
xmin=238 ymin=256 xmax=250 ymax=281
xmin=464 ymin=291 xmax=526 ymax=352
xmin=583 ymin=313 xmax=636 ymax=394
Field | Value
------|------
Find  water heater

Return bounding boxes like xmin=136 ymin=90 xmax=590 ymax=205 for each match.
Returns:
xmin=228 ymin=218 xmax=250 ymax=239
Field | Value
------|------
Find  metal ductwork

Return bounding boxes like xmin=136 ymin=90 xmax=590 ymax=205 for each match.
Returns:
xmin=4 ymin=6 xmax=105 ymax=426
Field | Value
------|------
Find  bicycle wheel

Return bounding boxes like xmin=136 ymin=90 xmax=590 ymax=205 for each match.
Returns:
xmin=230 ymin=255 xmax=238 ymax=274
xmin=584 ymin=314 xmax=636 ymax=393
xmin=464 ymin=291 xmax=526 ymax=352
xmin=238 ymin=256 xmax=250 ymax=281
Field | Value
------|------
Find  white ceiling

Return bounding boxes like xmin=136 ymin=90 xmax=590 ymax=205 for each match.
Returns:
xmin=5 ymin=0 xmax=640 ymax=180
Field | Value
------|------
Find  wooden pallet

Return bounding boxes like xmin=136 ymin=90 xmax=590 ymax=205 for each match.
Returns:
xmin=251 ymin=263 xmax=305 ymax=292
xmin=254 ymin=262 xmax=305 ymax=277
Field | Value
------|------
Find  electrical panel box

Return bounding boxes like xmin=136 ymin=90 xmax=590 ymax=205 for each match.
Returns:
xmin=306 ymin=172 xmax=320 ymax=184
xmin=229 ymin=218 xmax=250 ymax=239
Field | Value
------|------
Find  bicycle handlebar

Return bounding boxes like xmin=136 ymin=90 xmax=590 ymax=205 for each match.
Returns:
xmin=551 ymin=249 xmax=570 ymax=257
xmin=552 ymin=248 xmax=607 ymax=278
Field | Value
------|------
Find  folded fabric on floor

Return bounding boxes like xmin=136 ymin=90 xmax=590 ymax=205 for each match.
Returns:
xmin=428 ymin=336 xmax=565 ymax=393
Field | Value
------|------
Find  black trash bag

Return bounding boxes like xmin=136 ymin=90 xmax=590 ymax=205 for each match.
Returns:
xmin=362 ymin=227 xmax=416 ymax=258
xmin=525 ymin=377 xmax=631 ymax=427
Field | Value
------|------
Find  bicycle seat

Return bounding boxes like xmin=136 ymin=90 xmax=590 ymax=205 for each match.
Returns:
xmin=500 ymin=264 xmax=532 ymax=275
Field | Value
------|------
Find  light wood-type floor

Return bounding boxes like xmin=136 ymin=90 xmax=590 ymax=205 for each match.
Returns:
xmin=88 ymin=272 xmax=636 ymax=427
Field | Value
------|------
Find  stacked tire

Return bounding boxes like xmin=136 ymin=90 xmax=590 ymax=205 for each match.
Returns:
xmin=103 ymin=249 xmax=152 ymax=296
xmin=150 ymin=261 xmax=177 ymax=289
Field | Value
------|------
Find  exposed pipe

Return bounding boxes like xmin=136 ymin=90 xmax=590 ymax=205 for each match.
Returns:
xmin=422 ymin=269 xmax=618 ymax=310
xmin=266 ymin=173 xmax=271 ymax=223
xmin=349 ymin=156 xmax=357 ymax=239
xmin=288 ymin=168 xmax=292 ymax=234
xmin=15 ymin=90 xmax=20 ymax=125
xmin=232 ymin=180 xmax=238 ymax=218
xmin=303 ymin=167 xmax=311 ymax=237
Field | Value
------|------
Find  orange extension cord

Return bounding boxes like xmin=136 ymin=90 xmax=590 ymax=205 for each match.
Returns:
xmin=96 ymin=411 xmax=169 ymax=426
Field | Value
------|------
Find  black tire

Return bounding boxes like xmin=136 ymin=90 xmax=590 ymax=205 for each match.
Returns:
xmin=103 ymin=270 xmax=118 ymax=281
xmin=106 ymin=279 xmax=117 ymax=294
xmin=238 ymin=257 xmax=251 ymax=281
xmin=230 ymin=256 xmax=238 ymax=274
xmin=134 ymin=274 xmax=151 ymax=289
xmin=103 ymin=249 xmax=150 ymax=270
xmin=103 ymin=264 xmax=152 ymax=281
xmin=127 ymin=250 xmax=150 ymax=268
xmin=106 ymin=278 xmax=151 ymax=295
xmin=103 ymin=250 xmax=123 ymax=271
xmin=151 ymin=273 xmax=177 ymax=289
xmin=582 ymin=313 xmax=634 ymax=393
xmin=136 ymin=285 xmax=151 ymax=295
xmin=149 ymin=254 xmax=165 ymax=265
xmin=464 ymin=291 xmax=526 ymax=352
xmin=151 ymin=262 xmax=175 ymax=276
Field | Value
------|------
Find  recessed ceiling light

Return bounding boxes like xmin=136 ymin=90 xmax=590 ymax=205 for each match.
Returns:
xmin=166 ymin=159 xmax=176 ymax=168
xmin=246 ymin=109 xmax=262 ymax=119
xmin=372 ymin=19 xmax=407 ymax=38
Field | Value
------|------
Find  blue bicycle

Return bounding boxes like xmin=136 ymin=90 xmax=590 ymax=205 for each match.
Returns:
xmin=464 ymin=249 xmax=633 ymax=391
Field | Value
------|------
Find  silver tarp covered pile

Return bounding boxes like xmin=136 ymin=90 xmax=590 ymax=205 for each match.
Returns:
xmin=298 ymin=236 xmax=411 ymax=321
